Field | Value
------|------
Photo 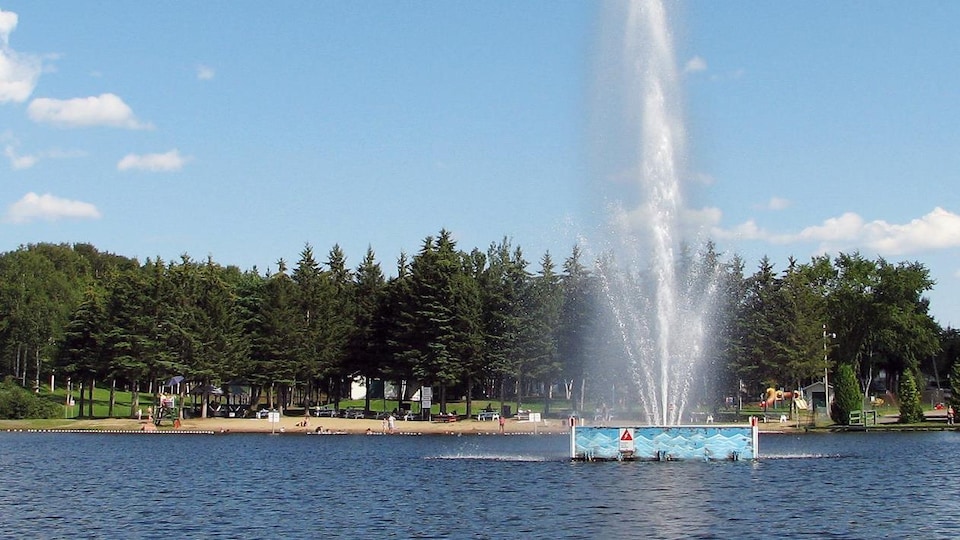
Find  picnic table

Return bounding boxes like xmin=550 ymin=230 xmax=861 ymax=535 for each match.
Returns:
xmin=433 ymin=413 xmax=458 ymax=423
xmin=476 ymin=411 xmax=500 ymax=421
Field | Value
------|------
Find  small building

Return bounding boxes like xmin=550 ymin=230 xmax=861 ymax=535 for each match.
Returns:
xmin=802 ymin=381 xmax=833 ymax=411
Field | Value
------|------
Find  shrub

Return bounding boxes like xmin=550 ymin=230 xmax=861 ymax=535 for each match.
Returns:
xmin=830 ymin=363 xmax=863 ymax=425
xmin=897 ymin=369 xmax=924 ymax=424
xmin=0 ymin=377 xmax=61 ymax=419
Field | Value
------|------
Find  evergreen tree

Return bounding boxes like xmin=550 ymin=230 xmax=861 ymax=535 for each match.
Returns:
xmin=480 ymin=238 xmax=525 ymax=408
xmin=897 ymin=368 xmax=924 ymax=423
xmin=292 ymin=245 xmax=325 ymax=403
xmin=382 ymin=253 xmax=416 ymax=412
xmin=321 ymin=244 xmax=355 ymax=406
xmin=349 ymin=246 xmax=387 ymax=413
xmin=739 ymin=257 xmax=780 ymax=392
xmin=189 ymin=257 xmax=245 ymax=418
xmin=229 ymin=268 xmax=266 ymax=410
xmin=776 ymin=259 xmax=829 ymax=387
xmin=522 ymin=252 xmax=563 ymax=414
xmin=558 ymin=245 xmax=595 ymax=412
xmin=715 ymin=255 xmax=749 ymax=409
xmin=830 ymin=362 xmax=862 ymax=424
xmin=949 ymin=359 xmax=960 ymax=413
xmin=58 ymin=287 xmax=107 ymax=417
xmin=405 ymin=230 xmax=478 ymax=412
xmin=253 ymin=260 xmax=301 ymax=412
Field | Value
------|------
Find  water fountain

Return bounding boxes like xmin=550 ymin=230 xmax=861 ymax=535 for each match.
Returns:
xmin=571 ymin=0 xmax=757 ymax=460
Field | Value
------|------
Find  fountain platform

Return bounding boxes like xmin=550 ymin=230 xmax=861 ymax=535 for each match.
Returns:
xmin=570 ymin=420 xmax=759 ymax=461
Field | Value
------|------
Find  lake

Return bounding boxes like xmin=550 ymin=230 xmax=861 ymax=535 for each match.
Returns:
xmin=1 ymin=430 xmax=958 ymax=539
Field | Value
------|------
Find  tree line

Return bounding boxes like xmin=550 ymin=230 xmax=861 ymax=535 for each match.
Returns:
xmin=0 ymin=233 xmax=955 ymax=422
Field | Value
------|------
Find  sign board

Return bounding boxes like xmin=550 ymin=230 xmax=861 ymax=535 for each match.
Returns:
xmin=268 ymin=411 xmax=280 ymax=424
xmin=421 ymin=386 xmax=432 ymax=412
xmin=618 ymin=428 xmax=635 ymax=453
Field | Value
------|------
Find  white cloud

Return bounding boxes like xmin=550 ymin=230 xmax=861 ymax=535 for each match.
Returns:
xmin=757 ymin=196 xmax=791 ymax=211
xmin=117 ymin=149 xmax=188 ymax=172
xmin=683 ymin=55 xmax=707 ymax=74
xmin=2 ymin=132 xmax=87 ymax=169
xmin=859 ymin=207 xmax=960 ymax=255
xmin=713 ymin=207 xmax=960 ymax=256
xmin=682 ymin=206 xmax=723 ymax=231
xmin=4 ymin=145 xmax=87 ymax=169
xmin=690 ymin=171 xmax=715 ymax=186
xmin=4 ymin=192 xmax=101 ymax=223
xmin=196 ymin=64 xmax=215 ymax=81
xmin=4 ymin=145 xmax=37 ymax=169
xmin=613 ymin=203 xmax=723 ymax=243
xmin=0 ymin=9 xmax=42 ymax=104
xmin=27 ymin=93 xmax=153 ymax=129
xmin=711 ymin=218 xmax=767 ymax=241
xmin=0 ymin=10 xmax=17 ymax=46
xmin=710 ymin=69 xmax=745 ymax=82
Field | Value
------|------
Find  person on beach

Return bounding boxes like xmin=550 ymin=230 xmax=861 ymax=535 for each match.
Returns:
xmin=387 ymin=413 xmax=396 ymax=433
xmin=948 ymin=406 xmax=955 ymax=425
xmin=499 ymin=415 xmax=505 ymax=434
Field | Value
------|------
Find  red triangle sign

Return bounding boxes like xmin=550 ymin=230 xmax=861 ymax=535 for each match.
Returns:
xmin=620 ymin=429 xmax=633 ymax=441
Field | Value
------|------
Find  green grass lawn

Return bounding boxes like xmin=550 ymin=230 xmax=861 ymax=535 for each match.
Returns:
xmin=22 ymin=382 xmax=931 ymax=424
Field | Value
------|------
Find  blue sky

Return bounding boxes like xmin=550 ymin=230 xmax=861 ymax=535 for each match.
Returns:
xmin=1 ymin=2 xmax=958 ymax=326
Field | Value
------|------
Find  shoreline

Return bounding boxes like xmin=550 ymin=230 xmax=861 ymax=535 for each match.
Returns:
xmin=4 ymin=412 xmax=952 ymax=435
xmin=0 ymin=415 xmax=573 ymax=435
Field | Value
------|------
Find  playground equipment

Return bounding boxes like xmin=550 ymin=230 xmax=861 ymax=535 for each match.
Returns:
xmin=761 ymin=388 xmax=807 ymax=410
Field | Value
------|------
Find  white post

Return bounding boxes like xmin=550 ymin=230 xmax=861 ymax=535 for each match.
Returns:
xmin=569 ymin=417 xmax=577 ymax=459
xmin=823 ymin=325 xmax=836 ymax=419
xmin=823 ymin=325 xmax=829 ymax=418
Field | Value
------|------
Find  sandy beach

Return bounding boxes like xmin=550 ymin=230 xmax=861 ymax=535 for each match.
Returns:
xmin=3 ymin=414 xmax=572 ymax=435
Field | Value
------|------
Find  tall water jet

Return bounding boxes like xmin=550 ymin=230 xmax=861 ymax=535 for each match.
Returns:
xmin=588 ymin=0 xmax=720 ymax=426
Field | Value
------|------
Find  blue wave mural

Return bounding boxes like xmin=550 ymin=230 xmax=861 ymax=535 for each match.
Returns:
xmin=572 ymin=425 xmax=757 ymax=461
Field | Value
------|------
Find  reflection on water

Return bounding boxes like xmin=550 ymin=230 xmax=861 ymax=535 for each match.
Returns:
xmin=0 ymin=431 xmax=958 ymax=538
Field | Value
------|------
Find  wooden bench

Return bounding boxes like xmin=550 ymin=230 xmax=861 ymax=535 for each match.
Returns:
xmin=433 ymin=414 xmax=458 ymax=423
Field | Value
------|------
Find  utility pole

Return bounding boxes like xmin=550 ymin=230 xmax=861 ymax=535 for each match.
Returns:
xmin=823 ymin=324 xmax=836 ymax=418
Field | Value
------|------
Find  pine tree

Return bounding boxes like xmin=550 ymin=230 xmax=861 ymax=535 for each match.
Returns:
xmin=349 ymin=246 xmax=386 ymax=413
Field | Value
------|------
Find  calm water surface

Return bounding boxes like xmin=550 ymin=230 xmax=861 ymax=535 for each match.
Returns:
xmin=1 ymin=430 xmax=959 ymax=539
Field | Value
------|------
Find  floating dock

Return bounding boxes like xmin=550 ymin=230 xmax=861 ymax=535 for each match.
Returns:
xmin=570 ymin=420 xmax=758 ymax=461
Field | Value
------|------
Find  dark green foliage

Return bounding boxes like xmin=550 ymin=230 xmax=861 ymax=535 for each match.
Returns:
xmin=403 ymin=230 xmax=482 ymax=411
xmin=0 ymin=240 xmax=949 ymax=421
xmin=897 ymin=369 xmax=924 ymax=423
xmin=0 ymin=377 xmax=60 ymax=419
xmin=557 ymin=246 xmax=596 ymax=411
xmin=830 ymin=363 xmax=863 ymax=425
xmin=950 ymin=359 xmax=960 ymax=412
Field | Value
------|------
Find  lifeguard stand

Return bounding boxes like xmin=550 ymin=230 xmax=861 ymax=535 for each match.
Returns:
xmin=153 ymin=394 xmax=178 ymax=426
